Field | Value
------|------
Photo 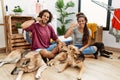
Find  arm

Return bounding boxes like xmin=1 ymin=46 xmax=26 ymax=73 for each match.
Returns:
xmin=55 ymin=38 xmax=61 ymax=44
xmin=64 ymin=22 xmax=78 ymax=38
xmin=80 ymin=29 xmax=92 ymax=51
xmin=79 ymin=36 xmax=92 ymax=51
xmin=21 ymin=20 xmax=35 ymax=29
xmin=21 ymin=17 xmax=41 ymax=29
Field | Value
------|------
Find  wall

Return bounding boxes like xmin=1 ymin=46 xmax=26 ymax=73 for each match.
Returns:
xmin=0 ymin=0 xmax=78 ymax=48
xmin=0 ymin=25 xmax=5 ymax=47
xmin=102 ymin=0 xmax=120 ymax=48
xmin=0 ymin=0 xmax=120 ymax=49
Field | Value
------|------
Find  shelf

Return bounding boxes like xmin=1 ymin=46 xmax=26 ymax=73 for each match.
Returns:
xmin=5 ymin=15 xmax=33 ymax=53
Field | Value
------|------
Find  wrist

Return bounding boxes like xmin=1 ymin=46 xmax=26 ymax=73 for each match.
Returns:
xmin=33 ymin=18 xmax=36 ymax=22
xmin=69 ymin=27 xmax=74 ymax=30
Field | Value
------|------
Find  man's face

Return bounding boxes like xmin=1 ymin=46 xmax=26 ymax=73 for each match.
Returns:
xmin=41 ymin=12 xmax=50 ymax=24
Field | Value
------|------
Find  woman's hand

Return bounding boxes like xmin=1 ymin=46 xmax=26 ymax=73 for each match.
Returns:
xmin=70 ymin=22 xmax=79 ymax=28
xmin=79 ymin=47 xmax=84 ymax=52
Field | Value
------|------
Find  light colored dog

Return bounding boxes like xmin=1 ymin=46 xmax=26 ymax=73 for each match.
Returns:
xmin=0 ymin=49 xmax=28 ymax=67
xmin=48 ymin=45 xmax=85 ymax=80
xmin=11 ymin=51 xmax=47 ymax=80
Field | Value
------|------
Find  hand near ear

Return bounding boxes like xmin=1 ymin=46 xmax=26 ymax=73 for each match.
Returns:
xmin=70 ymin=22 xmax=79 ymax=28
xmin=36 ymin=17 xmax=42 ymax=22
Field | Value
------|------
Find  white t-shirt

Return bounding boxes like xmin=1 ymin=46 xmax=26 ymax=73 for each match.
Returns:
xmin=72 ymin=27 xmax=91 ymax=45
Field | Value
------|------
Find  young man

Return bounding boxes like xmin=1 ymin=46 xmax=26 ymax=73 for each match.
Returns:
xmin=21 ymin=9 xmax=61 ymax=58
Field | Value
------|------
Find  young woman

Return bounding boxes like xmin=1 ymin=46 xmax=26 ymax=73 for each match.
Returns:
xmin=64 ymin=12 xmax=97 ymax=55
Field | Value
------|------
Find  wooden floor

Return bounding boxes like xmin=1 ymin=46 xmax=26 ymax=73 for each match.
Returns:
xmin=0 ymin=51 xmax=120 ymax=80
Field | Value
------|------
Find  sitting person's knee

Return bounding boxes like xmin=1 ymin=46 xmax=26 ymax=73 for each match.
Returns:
xmin=40 ymin=49 xmax=55 ymax=58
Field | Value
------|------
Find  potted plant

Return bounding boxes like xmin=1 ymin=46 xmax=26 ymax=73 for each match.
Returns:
xmin=13 ymin=6 xmax=23 ymax=15
xmin=16 ymin=22 xmax=23 ymax=34
xmin=56 ymin=0 xmax=75 ymax=35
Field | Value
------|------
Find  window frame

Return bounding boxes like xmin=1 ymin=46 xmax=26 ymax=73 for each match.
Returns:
xmin=78 ymin=0 xmax=112 ymax=30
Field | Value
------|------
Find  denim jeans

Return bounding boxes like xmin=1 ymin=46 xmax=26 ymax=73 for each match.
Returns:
xmin=26 ymin=32 xmax=32 ymax=45
xmin=35 ymin=43 xmax=57 ymax=52
xmin=74 ymin=44 xmax=96 ymax=54
xmin=25 ymin=32 xmax=95 ymax=54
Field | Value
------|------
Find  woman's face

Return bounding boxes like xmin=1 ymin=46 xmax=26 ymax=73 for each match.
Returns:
xmin=41 ymin=12 xmax=50 ymax=24
xmin=77 ymin=17 xmax=86 ymax=28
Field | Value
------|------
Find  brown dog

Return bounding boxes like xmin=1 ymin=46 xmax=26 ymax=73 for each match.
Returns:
xmin=11 ymin=51 xmax=47 ymax=80
xmin=0 ymin=49 xmax=28 ymax=67
xmin=47 ymin=42 xmax=67 ymax=66
xmin=48 ymin=45 xmax=85 ymax=80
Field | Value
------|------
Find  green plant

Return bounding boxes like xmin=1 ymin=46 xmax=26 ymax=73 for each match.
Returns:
xmin=56 ymin=0 xmax=75 ymax=35
xmin=13 ymin=6 xmax=23 ymax=12
xmin=16 ymin=22 xmax=22 ymax=28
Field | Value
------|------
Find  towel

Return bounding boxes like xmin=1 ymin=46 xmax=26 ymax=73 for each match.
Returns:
xmin=87 ymin=23 xmax=97 ymax=39
xmin=112 ymin=9 xmax=120 ymax=30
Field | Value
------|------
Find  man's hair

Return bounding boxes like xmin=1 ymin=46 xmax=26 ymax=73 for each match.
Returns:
xmin=38 ymin=9 xmax=53 ymax=23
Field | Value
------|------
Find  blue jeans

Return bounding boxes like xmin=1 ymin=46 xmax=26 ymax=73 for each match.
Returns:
xmin=26 ymin=32 xmax=32 ymax=45
xmin=74 ymin=44 xmax=96 ymax=54
xmin=35 ymin=43 xmax=57 ymax=52
xmin=35 ymin=41 xmax=72 ymax=52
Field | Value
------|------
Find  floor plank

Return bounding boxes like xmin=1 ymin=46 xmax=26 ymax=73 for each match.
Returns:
xmin=0 ymin=52 xmax=120 ymax=80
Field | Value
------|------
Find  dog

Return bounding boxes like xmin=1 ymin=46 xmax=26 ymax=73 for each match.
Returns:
xmin=0 ymin=49 xmax=29 ymax=67
xmin=91 ymin=42 xmax=113 ymax=59
xmin=48 ymin=45 xmax=85 ymax=80
xmin=11 ymin=51 xmax=47 ymax=80
xmin=46 ymin=42 xmax=68 ymax=65
xmin=47 ymin=50 xmax=68 ymax=66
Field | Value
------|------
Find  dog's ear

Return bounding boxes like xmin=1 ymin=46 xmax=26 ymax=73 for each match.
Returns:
xmin=57 ymin=42 xmax=67 ymax=52
xmin=21 ymin=49 xmax=30 ymax=58
xmin=22 ymin=58 xmax=30 ymax=67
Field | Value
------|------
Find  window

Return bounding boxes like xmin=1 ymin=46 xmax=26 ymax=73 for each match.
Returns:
xmin=78 ymin=0 xmax=112 ymax=30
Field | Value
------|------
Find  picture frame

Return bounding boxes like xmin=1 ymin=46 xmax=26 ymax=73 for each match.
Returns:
xmin=0 ymin=0 xmax=4 ymax=25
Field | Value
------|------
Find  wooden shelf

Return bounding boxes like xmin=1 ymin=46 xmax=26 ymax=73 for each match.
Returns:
xmin=4 ymin=15 xmax=33 ymax=53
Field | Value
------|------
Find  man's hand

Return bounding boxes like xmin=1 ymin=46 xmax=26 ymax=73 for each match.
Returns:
xmin=36 ymin=17 xmax=42 ymax=22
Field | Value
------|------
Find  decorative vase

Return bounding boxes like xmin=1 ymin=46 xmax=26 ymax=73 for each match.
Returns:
xmin=18 ymin=28 xmax=23 ymax=34
xmin=14 ymin=12 xmax=22 ymax=15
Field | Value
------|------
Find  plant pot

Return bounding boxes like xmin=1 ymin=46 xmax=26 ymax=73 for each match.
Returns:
xmin=18 ymin=28 xmax=23 ymax=34
xmin=14 ymin=12 xmax=22 ymax=15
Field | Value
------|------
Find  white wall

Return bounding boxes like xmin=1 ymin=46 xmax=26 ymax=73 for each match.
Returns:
xmin=4 ymin=0 xmax=78 ymax=31
xmin=0 ymin=0 xmax=120 ymax=49
xmin=102 ymin=0 xmax=120 ymax=48
xmin=0 ymin=25 xmax=5 ymax=47
xmin=0 ymin=0 xmax=78 ymax=48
